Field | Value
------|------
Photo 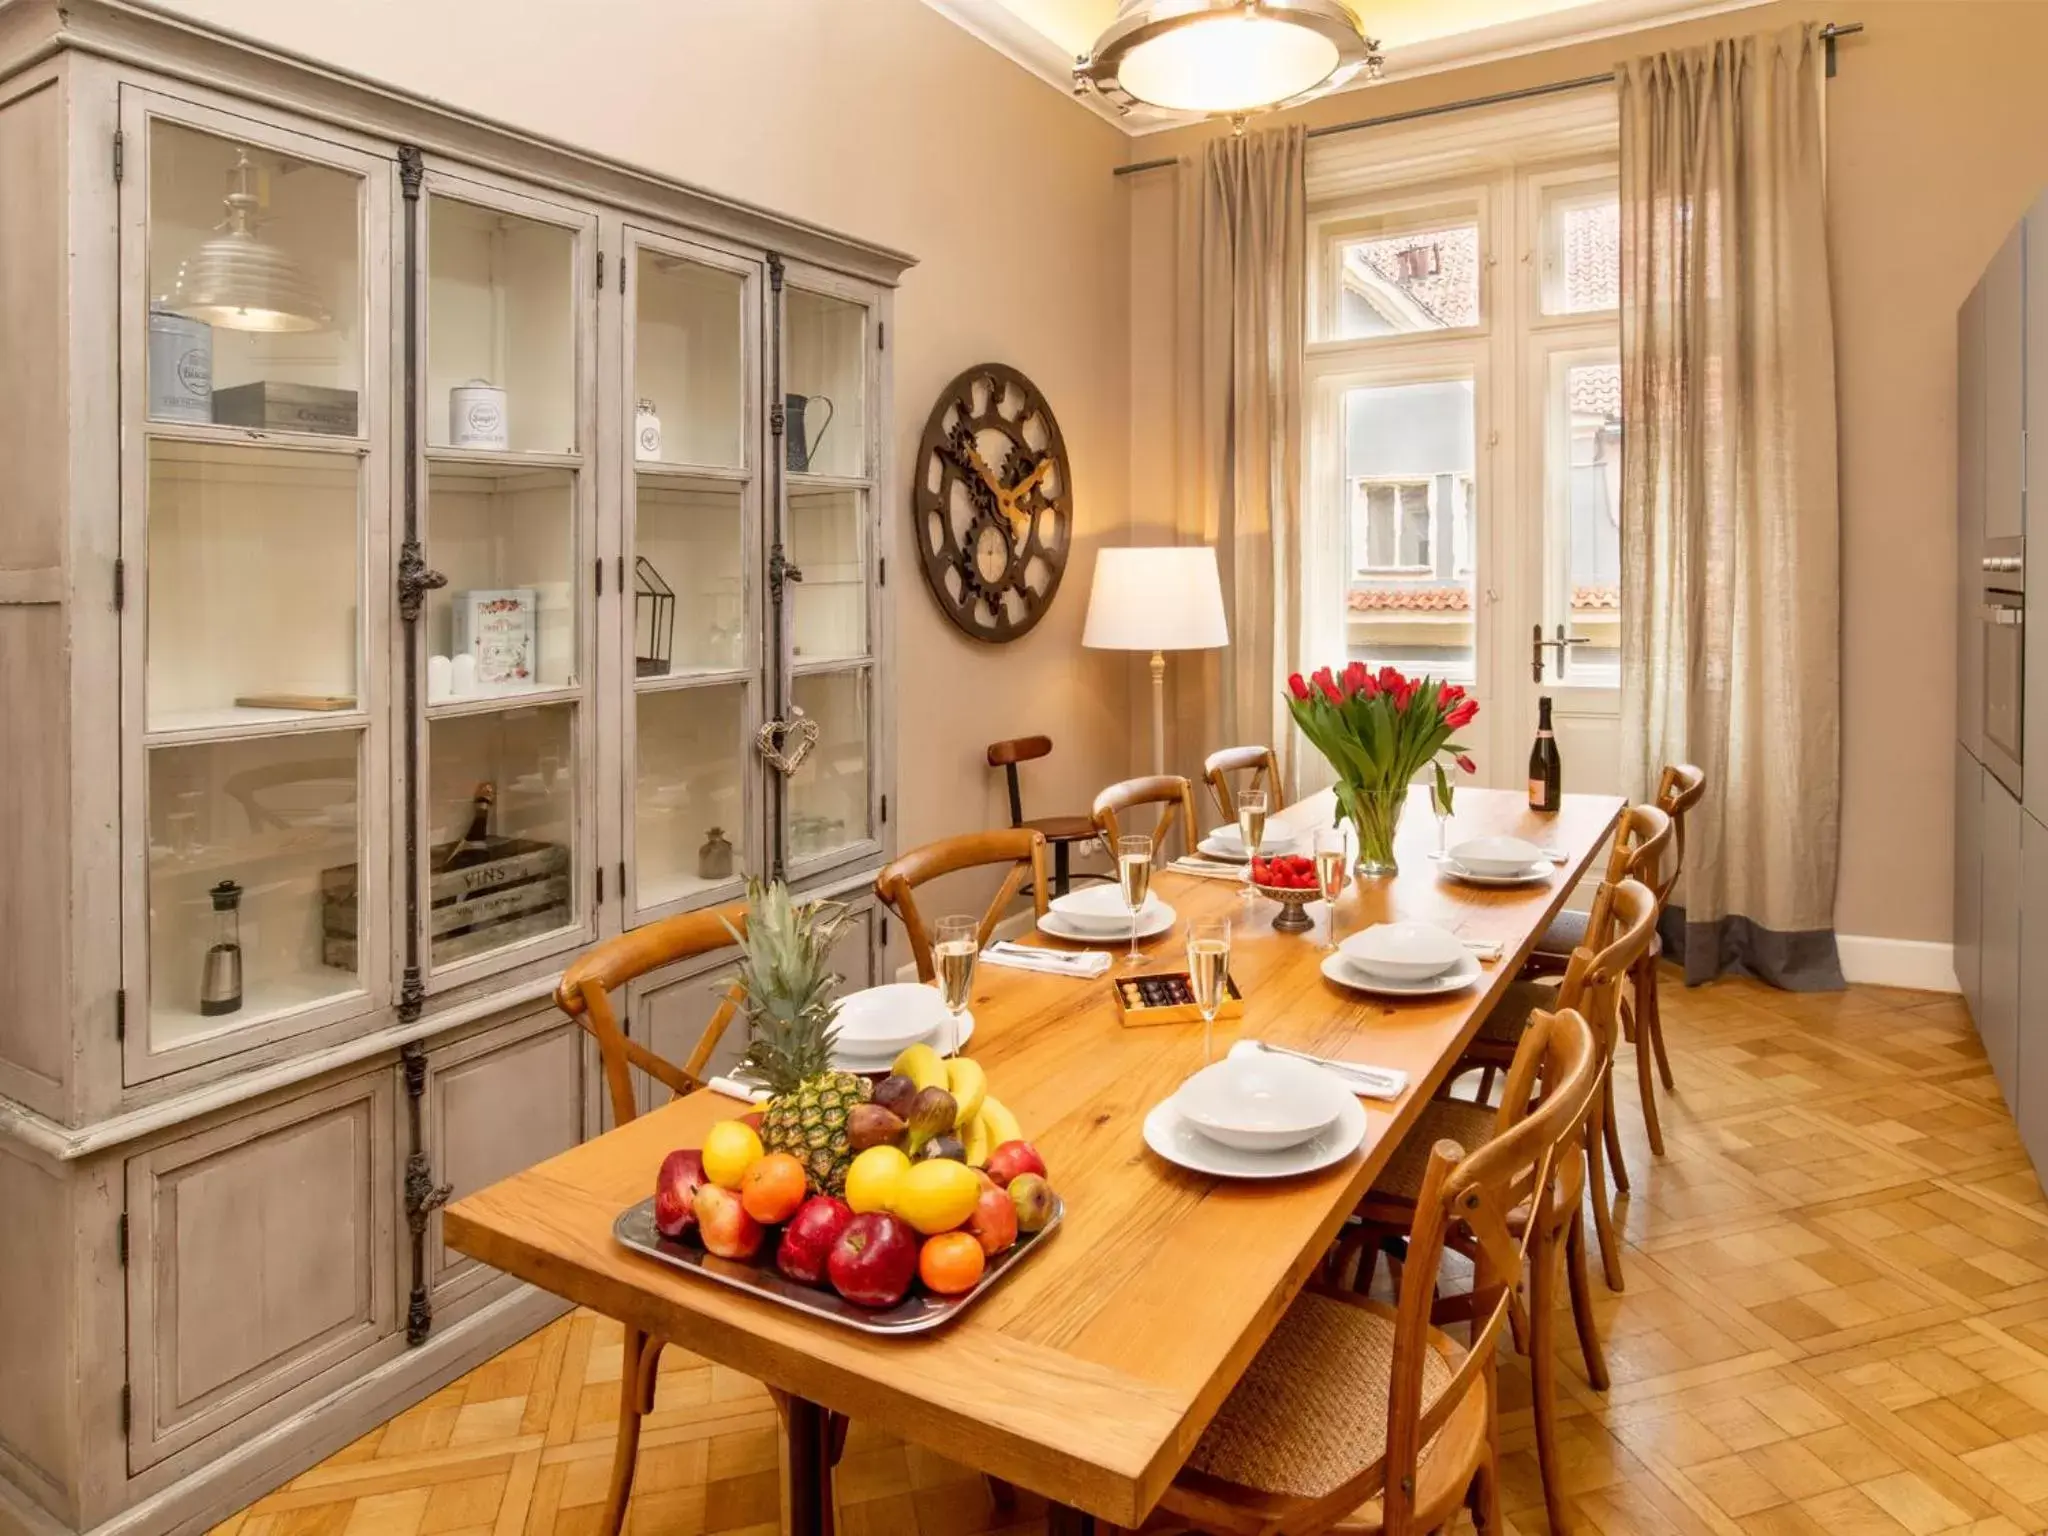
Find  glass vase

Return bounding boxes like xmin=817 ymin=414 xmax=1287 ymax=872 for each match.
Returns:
xmin=1346 ymin=785 xmax=1408 ymax=879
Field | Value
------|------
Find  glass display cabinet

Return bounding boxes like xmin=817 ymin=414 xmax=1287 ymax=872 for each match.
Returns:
xmin=0 ymin=14 xmax=908 ymax=1535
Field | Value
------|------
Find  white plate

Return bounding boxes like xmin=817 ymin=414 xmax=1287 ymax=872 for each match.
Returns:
xmin=1176 ymin=1054 xmax=1350 ymax=1152
xmin=1048 ymin=884 xmax=1169 ymax=935
xmin=1447 ymin=835 xmax=1547 ymax=876
xmin=1340 ymin=921 xmax=1467 ymax=982
xmin=1320 ymin=948 xmax=1484 ymax=998
xmin=1039 ymin=903 xmax=1176 ymax=943
xmin=1202 ymin=819 xmax=1301 ymax=859
xmin=832 ymin=1012 xmax=974 ymax=1072
xmin=1144 ymin=1091 xmax=1368 ymax=1179
xmin=831 ymin=982 xmax=946 ymax=1054
xmin=1440 ymin=858 xmax=1554 ymax=888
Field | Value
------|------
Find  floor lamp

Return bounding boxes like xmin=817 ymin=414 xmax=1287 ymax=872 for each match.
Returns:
xmin=1080 ymin=546 xmax=1230 ymax=777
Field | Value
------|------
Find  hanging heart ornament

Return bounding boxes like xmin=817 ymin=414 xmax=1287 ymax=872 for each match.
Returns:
xmin=755 ymin=708 xmax=819 ymax=776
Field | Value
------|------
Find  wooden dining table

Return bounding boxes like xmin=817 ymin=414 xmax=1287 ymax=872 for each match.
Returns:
xmin=444 ymin=785 xmax=1623 ymax=1535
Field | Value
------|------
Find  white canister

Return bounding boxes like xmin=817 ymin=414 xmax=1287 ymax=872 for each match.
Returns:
xmin=426 ymin=654 xmax=453 ymax=703
xmin=149 ymin=306 xmax=213 ymax=423
xmin=449 ymin=652 xmax=479 ymax=697
xmin=450 ymin=380 xmax=509 ymax=450
xmin=634 ymin=398 xmax=662 ymax=462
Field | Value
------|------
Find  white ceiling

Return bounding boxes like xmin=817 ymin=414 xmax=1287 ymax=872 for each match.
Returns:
xmin=921 ymin=0 xmax=1767 ymax=132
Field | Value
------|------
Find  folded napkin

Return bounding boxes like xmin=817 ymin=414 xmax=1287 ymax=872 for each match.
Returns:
xmin=1228 ymin=1039 xmax=1409 ymax=1101
xmin=1463 ymin=938 xmax=1504 ymax=962
xmin=982 ymin=942 xmax=1113 ymax=978
xmin=706 ymin=1075 xmax=771 ymax=1103
xmin=1166 ymin=857 xmax=1248 ymax=881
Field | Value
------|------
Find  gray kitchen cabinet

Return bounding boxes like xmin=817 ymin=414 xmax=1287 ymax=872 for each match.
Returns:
xmin=123 ymin=1069 xmax=398 ymax=1478
xmin=2020 ymin=813 xmax=2048 ymax=1168
xmin=1985 ymin=222 xmax=2026 ymax=543
xmin=1956 ymin=745 xmax=1984 ymax=1021
xmin=1959 ymin=278 xmax=1987 ymax=763
xmin=1981 ymin=776 xmax=2023 ymax=1103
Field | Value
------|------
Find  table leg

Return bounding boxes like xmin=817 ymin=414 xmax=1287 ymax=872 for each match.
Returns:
xmin=782 ymin=1395 xmax=836 ymax=1536
xmin=1047 ymin=1504 xmax=1098 ymax=1535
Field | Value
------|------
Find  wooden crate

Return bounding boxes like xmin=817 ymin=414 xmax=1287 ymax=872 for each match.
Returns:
xmin=322 ymin=837 xmax=571 ymax=969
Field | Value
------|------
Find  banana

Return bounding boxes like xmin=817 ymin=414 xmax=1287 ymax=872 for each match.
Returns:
xmin=944 ymin=1056 xmax=987 ymax=1130
xmin=891 ymin=1042 xmax=948 ymax=1093
xmin=963 ymin=1109 xmax=993 ymax=1168
xmin=980 ymin=1094 xmax=1023 ymax=1148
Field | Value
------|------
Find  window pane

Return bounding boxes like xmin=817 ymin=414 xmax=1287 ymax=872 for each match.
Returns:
xmin=426 ymin=465 xmax=577 ymax=696
xmin=635 ymin=480 xmax=745 ymax=675
xmin=635 ymin=252 xmax=745 ymax=469
xmin=1550 ymin=360 xmax=1621 ymax=684
xmin=790 ymin=488 xmax=869 ymax=664
xmin=785 ymin=287 xmax=868 ymax=480
xmin=1332 ymin=220 xmax=1479 ymax=338
xmin=147 ymin=120 xmax=363 ymax=433
xmin=635 ymin=682 xmax=748 ymax=908
xmin=1343 ymin=380 xmax=1476 ymax=681
xmin=1540 ymin=182 xmax=1619 ymax=315
xmin=788 ymin=669 xmax=870 ymax=861
xmin=427 ymin=196 xmax=577 ymax=453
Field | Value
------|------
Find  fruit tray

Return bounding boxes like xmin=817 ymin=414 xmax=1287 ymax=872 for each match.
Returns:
xmin=613 ymin=1192 xmax=1065 ymax=1336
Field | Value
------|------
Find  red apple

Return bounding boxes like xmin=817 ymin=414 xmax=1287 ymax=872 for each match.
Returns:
xmin=984 ymin=1140 xmax=1048 ymax=1189
xmin=740 ymin=1109 xmax=765 ymax=1135
xmin=967 ymin=1185 xmax=1019 ymax=1256
xmin=776 ymin=1195 xmax=854 ymax=1286
xmin=693 ymin=1183 xmax=764 ymax=1261
xmin=654 ymin=1148 xmax=707 ymax=1239
xmin=826 ymin=1211 xmax=919 ymax=1308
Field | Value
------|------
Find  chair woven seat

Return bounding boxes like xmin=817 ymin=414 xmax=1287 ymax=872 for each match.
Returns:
xmin=1184 ymin=1292 xmax=1464 ymax=1502
xmin=1474 ymin=978 xmax=1563 ymax=1044
xmin=1367 ymin=1098 xmax=1496 ymax=1201
xmin=1532 ymin=906 xmax=1590 ymax=957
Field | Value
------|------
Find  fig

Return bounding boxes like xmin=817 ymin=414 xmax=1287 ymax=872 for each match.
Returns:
xmin=846 ymin=1102 xmax=908 ymax=1153
xmin=917 ymin=1134 xmax=966 ymax=1163
xmin=905 ymin=1085 xmax=958 ymax=1151
xmin=871 ymin=1073 xmax=919 ymax=1120
xmin=1008 ymin=1172 xmax=1056 ymax=1234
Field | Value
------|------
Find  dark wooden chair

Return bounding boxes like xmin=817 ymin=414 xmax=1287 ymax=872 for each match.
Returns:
xmin=1203 ymin=744 xmax=1283 ymax=823
xmin=986 ymin=735 xmax=1104 ymax=897
xmin=1091 ymin=774 xmax=1201 ymax=862
xmin=874 ymin=829 xmax=1049 ymax=982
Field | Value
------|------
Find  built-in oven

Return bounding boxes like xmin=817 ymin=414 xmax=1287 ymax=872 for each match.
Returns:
xmin=1982 ymin=536 xmax=2025 ymax=796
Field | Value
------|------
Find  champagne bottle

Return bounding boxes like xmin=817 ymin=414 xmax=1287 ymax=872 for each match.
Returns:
xmin=443 ymin=781 xmax=496 ymax=869
xmin=1528 ymin=697 xmax=1561 ymax=813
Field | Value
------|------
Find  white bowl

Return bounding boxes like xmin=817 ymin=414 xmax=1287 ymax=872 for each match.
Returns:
xmin=1048 ymin=884 xmax=1163 ymax=935
xmin=1447 ymin=835 xmax=1547 ymax=877
xmin=1174 ymin=1054 xmax=1350 ymax=1153
xmin=830 ymin=983 xmax=944 ymax=1055
xmin=1208 ymin=816 xmax=1299 ymax=857
xmin=1340 ymin=922 xmax=1467 ymax=982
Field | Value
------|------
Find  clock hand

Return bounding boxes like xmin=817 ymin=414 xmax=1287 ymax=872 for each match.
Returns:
xmin=952 ymin=435 xmax=1006 ymax=508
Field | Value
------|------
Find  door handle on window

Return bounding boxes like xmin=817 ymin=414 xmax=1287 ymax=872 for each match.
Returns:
xmin=1530 ymin=623 xmax=1589 ymax=682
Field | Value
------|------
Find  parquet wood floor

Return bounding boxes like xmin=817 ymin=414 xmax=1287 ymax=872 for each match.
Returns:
xmin=210 ymin=973 xmax=2048 ymax=1536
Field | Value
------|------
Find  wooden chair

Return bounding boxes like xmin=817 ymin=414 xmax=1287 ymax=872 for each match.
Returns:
xmin=986 ymin=735 xmax=1104 ymax=897
xmin=1203 ymin=744 xmax=1283 ymax=823
xmin=873 ymin=829 xmax=1050 ymax=982
xmin=1091 ymin=774 xmax=1201 ymax=861
xmin=553 ymin=905 xmax=753 ymax=1536
xmin=1141 ymin=1008 xmax=1598 ymax=1536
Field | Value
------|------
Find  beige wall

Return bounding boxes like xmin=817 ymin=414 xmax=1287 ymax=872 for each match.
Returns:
xmin=175 ymin=0 xmax=1136 ymax=937
xmin=1126 ymin=0 xmax=2048 ymax=946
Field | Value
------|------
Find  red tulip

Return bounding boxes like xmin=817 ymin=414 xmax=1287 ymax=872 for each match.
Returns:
xmin=1288 ymin=672 xmax=1310 ymax=701
xmin=1342 ymin=660 xmax=1369 ymax=696
xmin=1446 ymin=699 xmax=1479 ymax=729
xmin=1316 ymin=671 xmax=1343 ymax=703
xmin=1377 ymin=665 xmax=1405 ymax=694
xmin=1455 ymin=754 xmax=1477 ymax=775
xmin=1441 ymin=684 xmax=1466 ymax=703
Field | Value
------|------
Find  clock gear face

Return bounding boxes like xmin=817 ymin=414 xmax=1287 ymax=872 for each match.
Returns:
xmin=914 ymin=363 xmax=1072 ymax=643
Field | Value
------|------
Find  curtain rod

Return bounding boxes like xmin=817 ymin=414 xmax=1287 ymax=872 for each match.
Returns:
xmin=1111 ymin=21 xmax=1864 ymax=178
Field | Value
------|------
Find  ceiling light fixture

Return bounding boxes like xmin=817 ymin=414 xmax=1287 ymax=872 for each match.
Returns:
xmin=165 ymin=149 xmax=331 ymax=334
xmin=1075 ymin=0 xmax=1381 ymax=127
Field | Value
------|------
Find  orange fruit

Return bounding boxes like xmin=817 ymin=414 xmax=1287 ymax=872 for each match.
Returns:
xmin=739 ymin=1152 xmax=808 ymax=1224
xmin=918 ymin=1231 xmax=986 ymax=1296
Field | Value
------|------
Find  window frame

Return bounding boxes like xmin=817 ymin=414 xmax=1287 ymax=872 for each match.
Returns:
xmin=1350 ymin=473 xmax=1438 ymax=578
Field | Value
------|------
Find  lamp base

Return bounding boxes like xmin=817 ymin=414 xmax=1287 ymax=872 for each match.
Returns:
xmin=1150 ymin=648 xmax=1166 ymax=778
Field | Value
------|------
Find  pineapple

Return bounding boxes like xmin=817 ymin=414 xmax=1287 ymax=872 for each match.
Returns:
xmin=727 ymin=881 xmax=871 ymax=1196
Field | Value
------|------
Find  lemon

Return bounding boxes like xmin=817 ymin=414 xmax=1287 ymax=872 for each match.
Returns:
xmin=844 ymin=1145 xmax=911 ymax=1214
xmin=702 ymin=1120 xmax=763 ymax=1190
xmin=893 ymin=1158 xmax=982 ymax=1235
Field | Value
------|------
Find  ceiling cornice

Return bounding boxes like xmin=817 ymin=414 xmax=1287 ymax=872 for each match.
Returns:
xmin=920 ymin=0 xmax=1773 ymax=138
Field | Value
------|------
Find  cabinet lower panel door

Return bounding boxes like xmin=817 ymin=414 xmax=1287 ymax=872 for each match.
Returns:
xmin=2018 ymin=813 xmax=2048 ymax=1170
xmin=1956 ymin=745 xmax=1984 ymax=1022
xmin=1980 ymin=778 xmax=2022 ymax=1105
xmin=125 ymin=1069 xmax=398 ymax=1473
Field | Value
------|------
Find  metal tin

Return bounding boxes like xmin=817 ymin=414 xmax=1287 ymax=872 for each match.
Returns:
xmin=148 ymin=306 xmax=213 ymax=422
xmin=612 ymin=1191 xmax=1064 ymax=1335
xmin=450 ymin=379 xmax=509 ymax=449
xmin=634 ymin=398 xmax=662 ymax=461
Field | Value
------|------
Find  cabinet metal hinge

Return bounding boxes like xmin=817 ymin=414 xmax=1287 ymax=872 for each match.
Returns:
xmin=617 ymin=555 xmax=625 ymax=590
xmin=880 ymin=794 xmax=888 ymax=825
xmin=112 ymin=130 xmax=123 ymax=185
xmin=596 ymin=250 xmax=605 ymax=291
xmin=879 ymin=918 xmax=889 ymax=949
xmin=878 ymin=556 xmax=886 ymax=588
xmin=594 ymin=557 xmax=603 ymax=597
xmin=114 ymin=988 xmax=126 ymax=1041
xmin=595 ymin=865 xmax=605 ymax=904
xmin=119 ymin=1385 xmax=131 ymax=1436
xmin=618 ymin=861 xmax=627 ymax=901
xmin=877 ymin=321 xmax=885 ymax=351
xmin=620 ymin=256 xmax=627 ymax=296
xmin=112 ymin=558 xmax=125 ymax=612
xmin=116 ymin=1213 xmax=128 ymax=1265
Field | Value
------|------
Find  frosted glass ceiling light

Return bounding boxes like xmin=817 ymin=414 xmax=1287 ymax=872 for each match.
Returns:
xmin=167 ymin=150 xmax=331 ymax=334
xmin=1076 ymin=0 xmax=1380 ymax=124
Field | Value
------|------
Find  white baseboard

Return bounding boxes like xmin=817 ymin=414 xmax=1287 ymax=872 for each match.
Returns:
xmin=1836 ymin=934 xmax=1960 ymax=994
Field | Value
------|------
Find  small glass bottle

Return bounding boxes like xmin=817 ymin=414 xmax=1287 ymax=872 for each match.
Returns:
xmin=697 ymin=827 xmax=735 ymax=881
xmin=199 ymin=879 xmax=244 ymax=1017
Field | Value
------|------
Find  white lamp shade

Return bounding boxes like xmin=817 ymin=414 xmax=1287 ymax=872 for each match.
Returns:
xmin=1080 ymin=546 xmax=1229 ymax=652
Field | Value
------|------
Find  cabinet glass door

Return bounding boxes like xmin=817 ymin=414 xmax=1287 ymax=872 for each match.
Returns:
xmin=125 ymin=91 xmax=390 ymax=1076
xmin=419 ymin=175 xmax=595 ymax=984
xmin=625 ymin=230 xmax=762 ymax=918
xmin=780 ymin=270 xmax=879 ymax=878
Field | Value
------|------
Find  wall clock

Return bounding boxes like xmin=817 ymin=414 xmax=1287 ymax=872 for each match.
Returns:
xmin=914 ymin=362 xmax=1072 ymax=643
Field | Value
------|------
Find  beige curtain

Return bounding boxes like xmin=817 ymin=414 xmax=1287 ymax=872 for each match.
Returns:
xmin=1618 ymin=24 xmax=1843 ymax=988
xmin=1169 ymin=125 xmax=1306 ymax=802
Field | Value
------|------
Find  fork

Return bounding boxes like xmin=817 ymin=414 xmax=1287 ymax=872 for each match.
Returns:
xmin=1253 ymin=1040 xmax=1405 ymax=1096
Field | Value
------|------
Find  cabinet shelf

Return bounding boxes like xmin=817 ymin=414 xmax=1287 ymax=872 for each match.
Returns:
xmin=424 ymin=445 xmax=582 ymax=473
xmin=151 ymin=976 xmax=370 ymax=1054
xmin=632 ymin=665 xmax=752 ymax=695
xmin=425 ymin=684 xmax=583 ymax=720
xmin=787 ymin=470 xmax=871 ymax=493
xmin=145 ymin=419 xmax=370 ymax=457
xmin=146 ymin=704 xmax=368 ymax=745
xmin=633 ymin=459 xmax=750 ymax=485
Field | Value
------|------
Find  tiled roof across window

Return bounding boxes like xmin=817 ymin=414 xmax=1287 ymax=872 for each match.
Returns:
xmin=1347 ymin=583 xmax=1620 ymax=613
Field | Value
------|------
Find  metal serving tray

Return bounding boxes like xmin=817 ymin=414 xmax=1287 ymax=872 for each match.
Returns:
xmin=613 ymin=1192 xmax=1064 ymax=1336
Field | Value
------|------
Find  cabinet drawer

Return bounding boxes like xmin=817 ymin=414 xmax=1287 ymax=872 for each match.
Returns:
xmin=125 ymin=1069 xmax=397 ymax=1473
xmin=419 ymin=1011 xmax=587 ymax=1313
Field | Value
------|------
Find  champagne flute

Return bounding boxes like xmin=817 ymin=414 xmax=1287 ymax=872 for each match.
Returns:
xmin=1314 ymin=830 xmax=1348 ymax=951
xmin=1236 ymin=789 xmax=1269 ymax=906
xmin=1187 ymin=918 xmax=1233 ymax=1063
xmin=933 ymin=914 xmax=977 ymax=1057
xmin=1116 ymin=834 xmax=1154 ymax=968
xmin=1432 ymin=774 xmax=1455 ymax=858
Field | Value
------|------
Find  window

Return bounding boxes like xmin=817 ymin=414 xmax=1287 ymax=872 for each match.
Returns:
xmin=1538 ymin=177 xmax=1620 ymax=315
xmin=1452 ymin=474 xmax=1476 ymax=577
xmin=1353 ymin=477 xmax=1434 ymax=573
xmin=1324 ymin=199 xmax=1483 ymax=340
